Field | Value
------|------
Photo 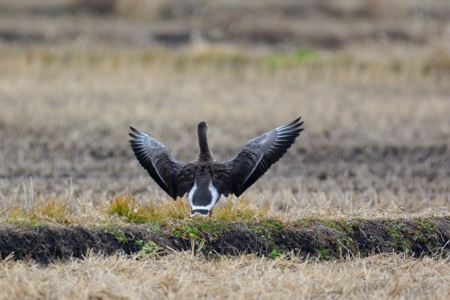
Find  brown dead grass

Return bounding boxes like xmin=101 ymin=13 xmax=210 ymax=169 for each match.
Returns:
xmin=1 ymin=252 xmax=449 ymax=299
xmin=0 ymin=47 xmax=448 ymax=214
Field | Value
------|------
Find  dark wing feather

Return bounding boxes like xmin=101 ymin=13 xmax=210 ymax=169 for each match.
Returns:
xmin=225 ymin=117 xmax=303 ymax=196
xmin=174 ymin=164 xmax=196 ymax=198
xmin=129 ymin=126 xmax=184 ymax=199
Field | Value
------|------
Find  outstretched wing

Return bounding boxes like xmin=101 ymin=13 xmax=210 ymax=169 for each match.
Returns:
xmin=129 ymin=126 xmax=184 ymax=199
xmin=225 ymin=117 xmax=303 ymax=196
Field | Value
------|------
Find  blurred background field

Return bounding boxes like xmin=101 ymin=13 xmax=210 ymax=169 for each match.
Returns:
xmin=1 ymin=1 xmax=450 ymax=299
xmin=1 ymin=0 xmax=449 ymax=216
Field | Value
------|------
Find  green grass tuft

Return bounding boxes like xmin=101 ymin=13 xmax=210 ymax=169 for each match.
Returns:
xmin=1 ymin=196 xmax=72 ymax=225
xmin=263 ymin=49 xmax=319 ymax=71
xmin=105 ymin=194 xmax=271 ymax=225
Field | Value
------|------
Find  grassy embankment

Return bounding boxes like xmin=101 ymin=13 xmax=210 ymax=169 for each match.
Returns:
xmin=1 ymin=193 xmax=449 ymax=263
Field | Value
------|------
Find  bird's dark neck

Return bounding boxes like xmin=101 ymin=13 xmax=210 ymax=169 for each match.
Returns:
xmin=198 ymin=127 xmax=214 ymax=162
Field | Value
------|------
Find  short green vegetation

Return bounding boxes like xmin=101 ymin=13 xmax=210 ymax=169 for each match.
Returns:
xmin=135 ymin=240 xmax=158 ymax=254
xmin=101 ymin=227 xmax=129 ymax=244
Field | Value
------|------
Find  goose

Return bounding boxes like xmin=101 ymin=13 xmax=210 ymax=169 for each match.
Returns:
xmin=129 ymin=117 xmax=303 ymax=217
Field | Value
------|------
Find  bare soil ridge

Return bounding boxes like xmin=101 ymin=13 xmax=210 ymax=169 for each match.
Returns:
xmin=1 ymin=216 xmax=449 ymax=263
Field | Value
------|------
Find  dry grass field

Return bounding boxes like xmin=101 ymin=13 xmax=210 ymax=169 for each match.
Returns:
xmin=1 ymin=0 xmax=450 ymax=298
xmin=1 ymin=253 xmax=449 ymax=299
xmin=1 ymin=47 xmax=448 ymax=214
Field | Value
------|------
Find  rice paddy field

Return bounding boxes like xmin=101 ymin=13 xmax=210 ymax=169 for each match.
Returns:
xmin=1 ymin=0 xmax=450 ymax=299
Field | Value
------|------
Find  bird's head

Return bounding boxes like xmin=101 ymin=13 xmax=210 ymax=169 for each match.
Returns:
xmin=198 ymin=121 xmax=207 ymax=133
